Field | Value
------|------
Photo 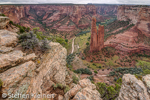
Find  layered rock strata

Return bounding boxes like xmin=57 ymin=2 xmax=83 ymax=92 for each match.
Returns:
xmin=0 ymin=5 xmax=117 ymax=32
xmin=105 ymin=5 xmax=150 ymax=53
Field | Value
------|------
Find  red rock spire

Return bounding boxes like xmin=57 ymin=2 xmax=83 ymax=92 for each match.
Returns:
xmin=90 ymin=17 xmax=104 ymax=52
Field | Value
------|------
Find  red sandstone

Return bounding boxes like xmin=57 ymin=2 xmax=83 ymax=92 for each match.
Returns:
xmin=90 ymin=17 xmax=104 ymax=52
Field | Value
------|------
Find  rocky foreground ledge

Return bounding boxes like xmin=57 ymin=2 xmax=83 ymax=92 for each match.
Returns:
xmin=0 ymin=29 xmax=150 ymax=100
xmin=0 ymin=29 xmax=102 ymax=100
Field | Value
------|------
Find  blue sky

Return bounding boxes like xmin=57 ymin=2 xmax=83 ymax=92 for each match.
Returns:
xmin=0 ymin=0 xmax=150 ymax=5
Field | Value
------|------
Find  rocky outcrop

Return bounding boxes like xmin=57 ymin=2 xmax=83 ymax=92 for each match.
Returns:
xmin=64 ymin=78 xmax=102 ymax=100
xmin=116 ymin=74 xmax=150 ymax=100
xmin=0 ymin=50 xmax=24 ymax=69
xmin=98 ymin=24 xmax=104 ymax=51
xmin=90 ymin=17 xmax=104 ymax=52
xmin=0 ymin=16 xmax=9 ymax=29
xmin=0 ymin=30 xmax=18 ymax=47
xmin=29 ymin=42 xmax=72 ymax=95
xmin=0 ymin=29 xmax=73 ymax=99
xmin=0 ymin=5 xmax=117 ymax=32
xmin=143 ymin=75 xmax=150 ymax=94
xmin=0 ymin=29 xmax=38 ymax=99
xmin=0 ymin=61 xmax=36 ymax=94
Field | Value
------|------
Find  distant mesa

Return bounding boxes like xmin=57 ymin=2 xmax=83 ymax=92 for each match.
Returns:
xmin=90 ymin=17 xmax=104 ymax=52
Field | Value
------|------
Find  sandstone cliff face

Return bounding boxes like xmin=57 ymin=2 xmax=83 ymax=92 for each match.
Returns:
xmin=117 ymin=6 xmax=150 ymax=37
xmin=105 ymin=26 xmax=150 ymax=53
xmin=117 ymin=6 xmax=150 ymax=24
xmin=0 ymin=5 xmax=117 ymax=32
xmin=90 ymin=17 xmax=104 ymax=52
xmin=116 ymin=74 xmax=150 ymax=100
xmin=105 ymin=6 xmax=150 ymax=53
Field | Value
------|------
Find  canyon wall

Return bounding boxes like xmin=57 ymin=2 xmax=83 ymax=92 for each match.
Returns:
xmin=105 ymin=5 xmax=150 ymax=53
xmin=117 ymin=5 xmax=150 ymax=24
xmin=117 ymin=5 xmax=150 ymax=38
xmin=90 ymin=17 xmax=104 ymax=52
xmin=0 ymin=5 xmax=117 ymax=32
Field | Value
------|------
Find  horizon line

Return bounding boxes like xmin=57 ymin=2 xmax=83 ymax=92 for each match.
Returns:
xmin=0 ymin=3 xmax=149 ymax=6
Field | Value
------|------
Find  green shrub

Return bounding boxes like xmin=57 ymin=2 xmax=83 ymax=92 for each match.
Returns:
xmin=72 ymin=75 xmax=79 ymax=84
xmin=64 ymin=85 xmax=70 ymax=93
xmin=116 ymin=78 xmax=122 ymax=84
xmin=18 ymin=31 xmax=39 ymax=50
xmin=18 ymin=31 xmax=50 ymax=52
xmin=86 ymin=42 xmax=89 ymax=46
xmin=82 ymin=57 xmax=85 ymax=60
xmin=74 ymin=68 xmax=92 ymax=75
xmin=109 ymin=67 xmax=143 ymax=79
xmin=76 ymin=31 xmax=90 ymax=36
xmin=66 ymin=54 xmax=75 ymax=65
xmin=56 ymin=37 xmax=68 ymax=48
xmin=65 ymin=39 xmax=68 ymax=42
xmin=1 ymin=14 xmax=6 ymax=16
xmin=57 ymin=83 xmax=63 ymax=89
xmin=0 ymin=79 xmax=3 ymax=88
xmin=87 ymin=76 xmax=94 ymax=81
xmin=94 ymin=70 xmax=98 ymax=74
xmin=20 ymin=28 xmax=25 ymax=33
xmin=9 ymin=21 xmax=13 ymax=24
xmin=40 ymin=39 xmax=50 ymax=53
xmin=96 ymin=82 xmax=121 ymax=100
xmin=98 ymin=66 xmax=101 ymax=68
xmin=26 ymin=27 xmax=30 ymax=32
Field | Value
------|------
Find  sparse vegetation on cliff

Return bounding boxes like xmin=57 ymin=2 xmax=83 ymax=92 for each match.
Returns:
xmin=18 ymin=31 xmax=50 ymax=53
xmin=74 ymin=68 xmax=92 ymax=75
xmin=9 ymin=20 xmax=30 ymax=33
xmin=0 ymin=13 xmax=6 ymax=16
xmin=96 ymin=79 xmax=122 ymax=100
xmin=109 ymin=67 xmax=143 ymax=81
xmin=0 ymin=79 xmax=3 ymax=88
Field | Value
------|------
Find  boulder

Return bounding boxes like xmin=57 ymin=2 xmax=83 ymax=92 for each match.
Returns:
xmin=0 ymin=30 xmax=18 ymax=47
xmin=65 ymin=79 xmax=102 ymax=100
xmin=116 ymin=74 xmax=150 ymax=100
xmin=0 ymin=16 xmax=9 ymax=29
xmin=73 ymin=87 xmax=102 ymax=100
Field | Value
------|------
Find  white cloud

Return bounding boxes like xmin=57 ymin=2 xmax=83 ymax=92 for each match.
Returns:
xmin=0 ymin=0 xmax=149 ymax=5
